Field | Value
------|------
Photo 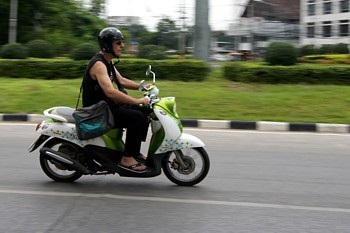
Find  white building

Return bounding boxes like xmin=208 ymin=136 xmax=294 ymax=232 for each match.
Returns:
xmin=228 ymin=0 xmax=300 ymax=54
xmin=107 ymin=16 xmax=141 ymax=28
xmin=300 ymin=0 xmax=350 ymax=47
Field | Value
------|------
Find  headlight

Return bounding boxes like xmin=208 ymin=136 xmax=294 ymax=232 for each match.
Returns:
xmin=149 ymin=86 xmax=159 ymax=96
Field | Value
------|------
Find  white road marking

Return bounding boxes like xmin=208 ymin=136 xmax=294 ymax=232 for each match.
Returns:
xmin=1 ymin=189 xmax=350 ymax=213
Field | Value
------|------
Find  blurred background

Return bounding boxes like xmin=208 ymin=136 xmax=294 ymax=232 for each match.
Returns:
xmin=1 ymin=0 xmax=349 ymax=61
xmin=1 ymin=0 xmax=350 ymax=122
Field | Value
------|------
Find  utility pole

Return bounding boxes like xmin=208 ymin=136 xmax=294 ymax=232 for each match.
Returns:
xmin=178 ymin=0 xmax=186 ymax=56
xmin=249 ymin=0 xmax=255 ymax=59
xmin=194 ymin=0 xmax=210 ymax=61
xmin=8 ymin=0 xmax=18 ymax=43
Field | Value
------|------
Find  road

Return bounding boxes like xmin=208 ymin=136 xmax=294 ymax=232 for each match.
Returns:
xmin=0 ymin=123 xmax=350 ymax=233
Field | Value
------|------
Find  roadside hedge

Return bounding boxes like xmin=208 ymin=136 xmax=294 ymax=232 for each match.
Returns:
xmin=116 ymin=59 xmax=209 ymax=81
xmin=0 ymin=58 xmax=209 ymax=81
xmin=224 ymin=62 xmax=350 ymax=85
xmin=300 ymin=54 xmax=350 ymax=64
xmin=0 ymin=59 xmax=87 ymax=79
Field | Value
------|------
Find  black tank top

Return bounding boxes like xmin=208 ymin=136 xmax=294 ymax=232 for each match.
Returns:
xmin=82 ymin=53 xmax=125 ymax=107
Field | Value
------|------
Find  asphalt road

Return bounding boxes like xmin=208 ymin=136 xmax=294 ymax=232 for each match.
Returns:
xmin=0 ymin=123 xmax=350 ymax=233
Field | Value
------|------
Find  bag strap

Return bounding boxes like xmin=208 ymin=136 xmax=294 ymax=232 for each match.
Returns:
xmin=103 ymin=57 xmax=127 ymax=95
xmin=110 ymin=61 xmax=125 ymax=92
xmin=75 ymin=81 xmax=83 ymax=110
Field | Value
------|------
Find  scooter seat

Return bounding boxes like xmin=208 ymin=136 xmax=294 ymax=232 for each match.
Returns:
xmin=51 ymin=107 xmax=76 ymax=123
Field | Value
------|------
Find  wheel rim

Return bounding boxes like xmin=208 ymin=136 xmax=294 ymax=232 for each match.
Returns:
xmin=43 ymin=159 xmax=77 ymax=178
xmin=42 ymin=141 xmax=81 ymax=179
xmin=165 ymin=149 xmax=205 ymax=183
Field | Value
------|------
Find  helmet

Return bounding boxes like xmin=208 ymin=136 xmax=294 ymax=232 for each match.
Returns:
xmin=98 ymin=27 xmax=124 ymax=56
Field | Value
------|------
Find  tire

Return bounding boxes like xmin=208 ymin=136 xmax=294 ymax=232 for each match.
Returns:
xmin=39 ymin=139 xmax=83 ymax=182
xmin=162 ymin=147 xmax=210 ymax=186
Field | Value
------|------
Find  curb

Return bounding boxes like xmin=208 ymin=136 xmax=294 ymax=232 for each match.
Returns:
xmin=181 ymin=119 xmax=350 ymax=134
xmin=1 ymin=114 xmax=349 ymax=134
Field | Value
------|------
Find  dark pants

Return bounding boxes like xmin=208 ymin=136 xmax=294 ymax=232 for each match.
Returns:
xmin=110 ymin=105 xmax=150 ymax=157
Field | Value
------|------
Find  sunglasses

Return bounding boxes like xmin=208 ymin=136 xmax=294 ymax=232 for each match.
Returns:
xmin=115 ymin=41 xmax=123 ymax=45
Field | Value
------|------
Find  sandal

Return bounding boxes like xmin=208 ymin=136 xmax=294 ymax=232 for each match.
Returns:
xmin=117 ymin=162 xmax=147 ymax=173
xmin=135 ymin=153 xmax=147 ymax=163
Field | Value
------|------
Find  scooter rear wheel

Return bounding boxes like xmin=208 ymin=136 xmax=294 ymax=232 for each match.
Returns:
xmin=162 ymin=147 xmax=210 ymax=186
xmin=39 ymin=139 xmax=83 ymax=182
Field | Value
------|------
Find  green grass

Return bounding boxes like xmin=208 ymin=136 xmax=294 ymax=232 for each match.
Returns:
xmin=1 ymin=69 xmax=350 ymax=124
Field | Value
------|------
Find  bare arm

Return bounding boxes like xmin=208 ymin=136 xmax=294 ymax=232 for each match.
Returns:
xmin=113 ymin=67 xmax=140 ymax=90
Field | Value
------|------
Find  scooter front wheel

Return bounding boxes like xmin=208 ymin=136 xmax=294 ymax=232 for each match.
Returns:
xmin=162 ymin=147 xmax=210 ymax=186
xmin=39 ymin=139 xmax=83 ymax=182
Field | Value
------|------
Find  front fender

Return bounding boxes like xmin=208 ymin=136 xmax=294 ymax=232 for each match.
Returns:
xmin=177 ymin=133 xmax=205 ymax=148
xmin=155 ymin=133 xmax=205 ymax=154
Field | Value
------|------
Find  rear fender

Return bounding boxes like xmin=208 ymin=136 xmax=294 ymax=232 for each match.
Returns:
xmin=34 ymin=120 xmax=124 ymax=150
xmin=35 ymin=120 xmax=106 ymax=148
xmin=28 ymin=135 xmax=50 ymax=152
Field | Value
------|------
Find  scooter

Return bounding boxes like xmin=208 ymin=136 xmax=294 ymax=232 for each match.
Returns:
xmin=28 ymin=65 xmax=210 ymax=186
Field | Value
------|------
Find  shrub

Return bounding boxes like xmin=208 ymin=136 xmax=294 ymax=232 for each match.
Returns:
xmin=299 ymin=44 xmax=316 ymax=56
xmin=138 ymin=45 xmax=168 ymax=60
xmin=223 ymin=62 xmax=243 ymax=81
xmin=333 ymin=43 xmax=349 ymax=54
xmin=0 ymin=43 xmax=28 ymax=59
xmin=319 ymin=44 xmax=334 ymax=54
xmin=27 ymin=39 xmax=55 ymax=58
xmin=70 ymin=42 xmax=98 ymax=60
xmin=265 ymin=42 xmax=297 ymax=66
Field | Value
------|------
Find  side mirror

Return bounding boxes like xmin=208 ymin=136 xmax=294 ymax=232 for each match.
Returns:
xmin=146 ymin=65 xmax=152 ymax=76
xmin=145 ymin=65 xmax=155 ymax=84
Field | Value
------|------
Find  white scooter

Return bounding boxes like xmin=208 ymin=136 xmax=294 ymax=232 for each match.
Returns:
xmin=28 ymin=65 xmax=210 ymax=186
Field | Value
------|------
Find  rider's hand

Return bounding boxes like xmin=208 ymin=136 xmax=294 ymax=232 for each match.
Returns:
xmin=145 ymin=83 xmax=153 ymax=90
xmin=139 ymin=97 xmax=150 ymax=106
xmin=139 ymin=80 xmax=153 ymax=91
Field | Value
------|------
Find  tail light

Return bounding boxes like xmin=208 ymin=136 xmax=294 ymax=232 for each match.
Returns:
xmin=35 ymin=122 xmax=42 ymax=131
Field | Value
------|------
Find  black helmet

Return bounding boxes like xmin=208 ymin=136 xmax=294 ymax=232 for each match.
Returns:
xmin=98 ymin=27 xmax=124 ymax=56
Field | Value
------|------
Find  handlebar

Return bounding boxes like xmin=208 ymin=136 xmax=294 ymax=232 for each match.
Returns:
xmin=144 ymin=89 xmax=159 ymax=106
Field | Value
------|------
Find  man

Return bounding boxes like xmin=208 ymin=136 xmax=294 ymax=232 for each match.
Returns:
xmin=82 ymin=27 xmax=150 ymax=172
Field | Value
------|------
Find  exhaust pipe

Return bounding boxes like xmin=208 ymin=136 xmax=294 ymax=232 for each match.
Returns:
xmin=40 ymin=147 xmax=90 ymax=174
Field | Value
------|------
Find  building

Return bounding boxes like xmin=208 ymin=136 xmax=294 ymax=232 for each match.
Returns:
xmin=300 ymin=0 xmax=350 ymax=47
xmin=241 ymin=0 xmax=300 ymax=23
xmin=107 ymin=16 xmax=141 ymax=28
xmin=228 ymin=0 xmax=300 ymax=55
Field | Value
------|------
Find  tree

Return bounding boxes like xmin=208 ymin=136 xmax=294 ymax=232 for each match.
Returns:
xmin=156 ymin=17 xmax=179 ymax=49
xmin=89 ymin=0 xmax=105 ymax=16
xmin=128 ymin=24 xmax=149 ymax=42
xmin=0 ymin=0 xmax=107 ymax=55
xmin=0 ymin=0 xmax=10 ymax=44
